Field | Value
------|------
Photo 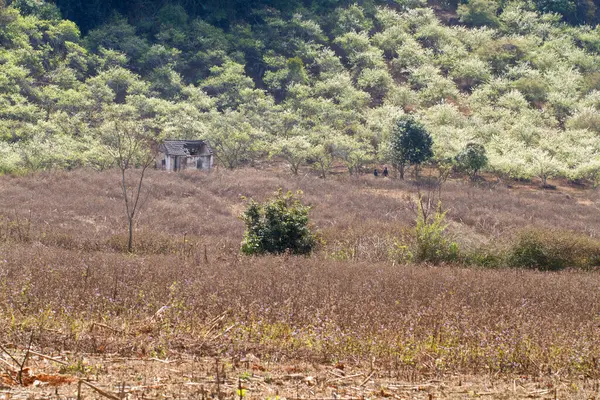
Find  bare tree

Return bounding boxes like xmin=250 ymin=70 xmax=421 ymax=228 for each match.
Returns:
xmin=103 ymin=119 xmax=156 ymax=253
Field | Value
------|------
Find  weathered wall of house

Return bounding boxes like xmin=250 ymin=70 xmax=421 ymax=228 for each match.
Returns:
xmin=179 ymin=144 xmax=213 ymax=171
xmin=204 ymin=154 xmax=214 ymax=170
xmin=156 ymin=143 xmax=213 ymax=171
xmin=183 ymin=155 xmax=200 ymax=170
xmin=193 ymin=155 xmax=213 ymax=170
xmin=156 ymin=153 xmax=167 ymax=170
xmin=193 ymin=145 xmax=213 ymax=170
xmin=156 ymin=154 xmax=175 ymax=170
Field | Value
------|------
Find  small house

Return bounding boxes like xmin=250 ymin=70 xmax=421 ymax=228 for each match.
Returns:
xmin=157 ymin=140 xmax=214 ymax=171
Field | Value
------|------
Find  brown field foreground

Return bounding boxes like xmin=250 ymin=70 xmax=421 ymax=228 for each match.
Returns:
xmin=1 ymin=168 xmax=600 ymax=398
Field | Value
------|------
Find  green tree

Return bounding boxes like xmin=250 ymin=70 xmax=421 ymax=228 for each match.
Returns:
xmin=455 ymin=142 xmax=488 ymax=179
xmin=85 ymin=14 xmax=149 ymax=65
xmin=156 ymin=4 xmax=188 ymax=28
xmin=357 ymin=68 xmax=393 ymax=105
xmin=450 ymin=57 xmax=491 ymax=91
xmin=308 ymin=142 xmax=335 ymax=179
xmin=206 ymin=110 xmax=266 ymax=169
xmin=332 ymin=135 xmax=374 ymax=175
xmin=270 ymin=135 xmax=311 ymax=175
xmin=200 ymin=61 xmax=255 ymax=110
xmin=533 ymin=0 xmax=600 ymax=25
xmin=514 ymin=76 xmax=548 ymax=106
xmin=527 ymin=147 xmax=564 ymax=187
xmin=12 ymin=0 xmax=62 ymax=20
xmin=458 ymin=0 xmax=500 ymax=27
xmin=389 ymin=116 xmax=434 ymax=179
xmin=535 ymin=0 xmax=576 ymax=20
xmin=331 ymin=4 xmax=373 ymax=36
xmin=241 ymin=190 xmax=318 ymax=255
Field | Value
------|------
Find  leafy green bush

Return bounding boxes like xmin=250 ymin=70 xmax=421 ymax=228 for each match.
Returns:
xmin=241 ymin=190 xmax=319 ymax=255
xmin=12 ymin=0 xmax=62 ymax=20
xmin=513 ymin=77 xmax=548 ymax=105
xmin=457 ymin=0 xmax=500 ymax=27
xmin=455 ymin=142 xmax=488 ymax=179
xmin=534 ymin=0 xmax=599 ymax=25
xmin=463 ymin=248 xmax=505 ymax=268
xmin=0 ymin=142 xmax=23 ymax=175
xmin=507 ymin=228 xmax=600 ymax=270
xmin=413 ymin=199 xmax=460 ymax=264
xmin=478 ymin=39 xmax=527 ymax=74
xmin=450 ymin=57 xmax=491 ymax=91
xmin=388 ymin=199 xmax=459 ymax=265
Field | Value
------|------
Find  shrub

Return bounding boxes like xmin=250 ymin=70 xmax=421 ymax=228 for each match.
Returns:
xmin=241 ymin=190 xmax=319 ymax=255
xmin=413 ymin=199 xmax=460 ymax=264
xmin=513 ymin=77 xmax=548 ymax=105
xmin=455 ymin=142 xmax=488 ymax=179
xmin=450 ymin=57 xmax=491 ymax=91
xmin=458 ymin=0 xmax=500 ymax=27
xmin=388 ymin=199 xmax=459 ymax=265
xmin=463 ymin=247 xmax=505 ymax=268
xmin=357 ymin=68 xmax=393 ymax=105
xmin=507 ymin=228 xmax=600 ymax=270
xmin=478 ymin=39 xmax=527 ymax=74
xmin=0 ymin=142 xmax=23 ymax=175
xmin=12 ymin=0 xmax=62 ymax=20
xmin=156 ymin=4 xmax=189 ymax=28
xmin=566 ymin=107 xmax=600 ymax=134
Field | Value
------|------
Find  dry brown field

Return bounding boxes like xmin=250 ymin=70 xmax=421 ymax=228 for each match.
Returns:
xmin=1 ymin=168 xmax=600 ymax=399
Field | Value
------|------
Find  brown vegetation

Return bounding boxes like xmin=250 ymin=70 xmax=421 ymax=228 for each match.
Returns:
xmin=1 ymin=168 xmax=600 ymax=397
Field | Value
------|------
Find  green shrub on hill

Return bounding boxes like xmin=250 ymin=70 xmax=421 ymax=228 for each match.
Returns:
xmin=241 ymin=190 xmax=319 ymax=255
xmin=507 ymin=229 xmax=600 ymax=270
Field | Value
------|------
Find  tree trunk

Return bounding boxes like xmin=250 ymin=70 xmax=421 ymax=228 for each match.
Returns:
xmin=291 ymin=162 xmax=299 ymax=175
xmin=128 ymin=217 xmax=133 ymax=253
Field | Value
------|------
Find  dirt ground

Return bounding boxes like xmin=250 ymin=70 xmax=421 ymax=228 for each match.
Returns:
xmin=2 ymin=352 xmax=599 ymax=399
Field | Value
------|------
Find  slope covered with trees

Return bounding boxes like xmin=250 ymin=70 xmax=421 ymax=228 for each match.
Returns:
xmin=1 ymin=0 xmax=600 ymax=183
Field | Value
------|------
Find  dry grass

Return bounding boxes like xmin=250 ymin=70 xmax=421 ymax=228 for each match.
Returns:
xmin=1 ymin=168 xmax=600 ymax=397
xmin=3 ymin=353 xmax=600 ymax=399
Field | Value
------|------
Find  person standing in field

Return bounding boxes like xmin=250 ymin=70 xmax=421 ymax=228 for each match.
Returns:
xmin=382 ymin=166 xmax=389 ymax=177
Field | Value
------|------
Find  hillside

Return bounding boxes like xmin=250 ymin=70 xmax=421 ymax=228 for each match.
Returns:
xmin=1 ymin=0 xmax=600 ymax=183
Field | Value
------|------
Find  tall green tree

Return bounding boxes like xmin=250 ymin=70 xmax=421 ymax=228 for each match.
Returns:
xmin=389 ymin=116 xmax=433 ymax=179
